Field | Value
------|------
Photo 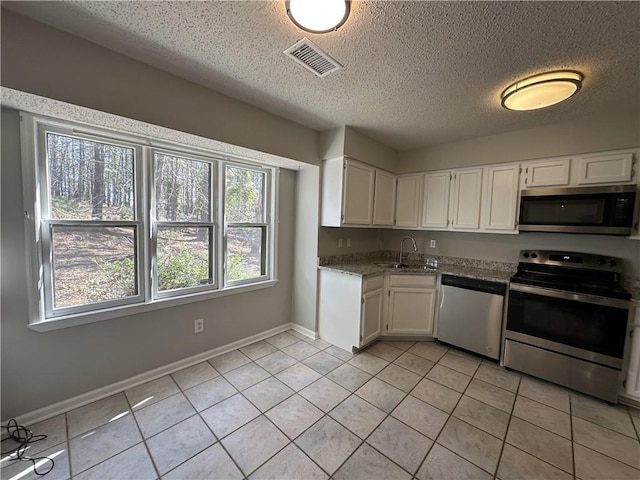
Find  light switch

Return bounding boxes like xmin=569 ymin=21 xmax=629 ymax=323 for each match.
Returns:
xmin=430 ymin=240 xmax=436 ymax=248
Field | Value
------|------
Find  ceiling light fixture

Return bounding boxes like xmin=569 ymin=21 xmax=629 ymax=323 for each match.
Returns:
xmin=501 ymin=71 xmax=583 ymax=111
xmin=286 ymin=0 xmax=350 ymax=33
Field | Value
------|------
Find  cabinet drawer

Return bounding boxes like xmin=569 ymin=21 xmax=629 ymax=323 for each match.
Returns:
xmin=363 ymin=275 xmax=384 ymax=293
xmin=389 ymin=274 xmax=436 ymax=288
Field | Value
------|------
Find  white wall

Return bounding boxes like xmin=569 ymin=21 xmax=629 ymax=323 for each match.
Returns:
xmin=319 ymin=227 xmax=383 ymax=257
xmin=0 ymin=10 xmax=322 ymax=420
xmin=0 ymin=9 xmax=319 ymax=166
xmin=1 ymin=108 xmax=298 ymax=419
xmin=381 ymin=229 xmax=640 ymax=278
xmin=398 ymin=111 xmax=640 ymax=173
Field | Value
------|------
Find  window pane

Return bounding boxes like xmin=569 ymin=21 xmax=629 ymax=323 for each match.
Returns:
xmin=51 ymin=226 xmax=137 ymax=308
xmin=225 ymin=166 xmax=265 ymax=223
xmin=154 ymin=154 xmax=211 ymax=222
xmin=226 ymin=227 xmax=265 ymax=282
xmin=157 ymin=227 xmax=212 ymax=292
xmin=47 ymin=133 xmax=135 ymax=221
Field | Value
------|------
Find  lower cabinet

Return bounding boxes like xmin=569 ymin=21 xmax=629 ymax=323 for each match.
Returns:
xmin=317 ymin=270 xmax=438 ymax=352
xmin=386 ymin=275 xmax=437 ymax=335
xmin=317 ymin=270 xmax=384 ymax=352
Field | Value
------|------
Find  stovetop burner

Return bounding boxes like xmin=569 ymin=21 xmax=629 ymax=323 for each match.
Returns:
xmin=510 ymin=250 xmax=631 ymax=300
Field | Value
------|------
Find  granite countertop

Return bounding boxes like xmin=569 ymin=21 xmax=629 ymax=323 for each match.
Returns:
xmin=318 ymin=261 xmax=514 ymax=283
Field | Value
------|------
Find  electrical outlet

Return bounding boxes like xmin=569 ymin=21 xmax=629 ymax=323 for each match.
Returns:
xmin=194 ymin=318 xmax=204 ymax=334
xmin=338 ymin=238 xmax=343 ymax=248
xmin=430 ymin=240 xmax=436 ymax=249
xmin=346 ymin=238 xmax=351 ymax=247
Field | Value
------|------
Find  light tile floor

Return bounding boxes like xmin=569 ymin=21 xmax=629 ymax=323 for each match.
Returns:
xmin=2 ymin=331 xmax=640 ymax=480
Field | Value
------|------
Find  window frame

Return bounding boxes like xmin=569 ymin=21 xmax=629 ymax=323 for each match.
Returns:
xmin=20 ymin=113 xmax=278 ymax=330
xmin=151 ymin=148 xmax=218 ymax=299
xmin=223 ymin=163 xmax=273 ymax=287
xmin=38 ymin=123 xmax=145 ymax=318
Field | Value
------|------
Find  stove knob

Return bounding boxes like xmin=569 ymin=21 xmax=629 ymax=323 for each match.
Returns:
xmin=607 ymin=260 xmax=617 ymax=267
xmin=597 ymin=258 xmax=606 ymax=265
xmin=531 ymin=253 xmax=538 ymax=259
xmin=523 ymin=252 xmax=530 ymax=258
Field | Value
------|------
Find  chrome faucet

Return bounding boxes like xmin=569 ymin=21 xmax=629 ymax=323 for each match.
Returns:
xmin=399 ymin=236 xmax=418 ymax=265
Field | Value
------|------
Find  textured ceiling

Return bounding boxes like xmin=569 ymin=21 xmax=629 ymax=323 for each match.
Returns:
xmin=4 ymin=1 xmax=640 ymax=151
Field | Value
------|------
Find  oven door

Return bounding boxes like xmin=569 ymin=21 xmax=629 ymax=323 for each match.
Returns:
xmin=505 ymin=284 xmax=630 ymax=369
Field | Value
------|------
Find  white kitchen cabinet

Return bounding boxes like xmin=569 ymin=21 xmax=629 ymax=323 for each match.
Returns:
xmin=395 ymin=175 xmax=422 ymax=228
xmin=362 ymin=288 xmax=384 ymax=345
xmin=372 ymin=170 xmax=397 ymax=226
xmin=624 ymin=305 xmax=640 ymax=401
xmin=482 ymin=164 xmax=520 ymax=232
xmin=522 ymin=158 xmax=571 ymax=188
xmin=451 ymin=168 xmax=483 ymax=230
xmin=387 ymin=275 xmax=437 ymax=335
xmin=321 ymin=157 xmax=375 ymax=227
xmin=577 ymin=151 xmax=635 ymax=185
xmin=421 ymin=171 xmax=452 ymax=229
xmin=318 ymin=270 xmax=383 ymax=352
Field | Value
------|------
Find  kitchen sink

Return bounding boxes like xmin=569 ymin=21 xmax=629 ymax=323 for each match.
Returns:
xmin=375 ymin=262 xmax=404 ymax=269
xmin=403 ymin=264 xmax=437 ymax=271
xmin=374 ymin=262 xmax=437 ymax=271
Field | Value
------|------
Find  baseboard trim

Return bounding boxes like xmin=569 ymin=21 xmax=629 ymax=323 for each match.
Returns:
xmin=4 ymin=322 xmax=302 ymax=427
xmin=290 ymin=323 xmax=318 ymax=339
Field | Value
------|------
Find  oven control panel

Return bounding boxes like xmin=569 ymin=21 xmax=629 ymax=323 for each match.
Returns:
xmin=519 ymin=250 xmax=622 ymax=273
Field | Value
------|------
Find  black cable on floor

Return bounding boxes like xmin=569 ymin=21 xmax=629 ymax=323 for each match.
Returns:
xmin=1 ymin=418 xmax=55 ymax=476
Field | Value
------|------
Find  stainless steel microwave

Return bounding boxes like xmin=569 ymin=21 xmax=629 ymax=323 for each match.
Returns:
xmin=518 ymin=185 xmax=637 ymax=235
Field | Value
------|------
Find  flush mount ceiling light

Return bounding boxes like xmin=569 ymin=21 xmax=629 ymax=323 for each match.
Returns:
xmin=286 ymin=0 xmax=350 ymax=33
xmin=501 ymin=71 xmax=583 ymax=111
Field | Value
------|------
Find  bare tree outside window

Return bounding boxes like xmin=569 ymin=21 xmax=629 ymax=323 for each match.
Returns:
xmin=46 ymin=133 xmax=138 ymax=309
xmin=225 ymin=166 xmax=267 ymax=283
xmin=153 ymin=153 xmax=214 ymax=294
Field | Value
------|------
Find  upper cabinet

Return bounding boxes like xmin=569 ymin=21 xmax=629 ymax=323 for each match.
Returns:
xmin=372 ymin=170 xmax=397 ymax=226
xmin=482 ymin=164 xmax=520 ymax=232
xmin=451 ymin=168 xmax=483 ymax=230
xmin=342 ymin=159 xmax=375 ymax=225
xmin=421 ymin=171 xmax=451 ymax=229
xmin=577 ymin=151 xmax=635 ymax=185
xmin=522 ymin=158 xmax=571 ymax=188
xmin=320 ymin=148 xmax=638 ymax=237
xmin=394 ymin=174 xmax=422 ymax=228
xmin=321 ymin=157 xmax=375 ymax=227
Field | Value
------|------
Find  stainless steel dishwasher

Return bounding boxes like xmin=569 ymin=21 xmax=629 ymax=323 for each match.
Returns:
xmin=437 ymin=275 xmax=506 ymax=360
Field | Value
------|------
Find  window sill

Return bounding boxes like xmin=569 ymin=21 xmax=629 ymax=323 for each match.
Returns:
xmin=28 ymin=280 xmax=278 ymax=332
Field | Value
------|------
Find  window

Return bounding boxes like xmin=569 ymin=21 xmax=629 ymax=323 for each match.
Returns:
xmin=225 ymin=165 xmax=270 ymax=285
xmin=23 ymin=114 xmax=277 ymax=326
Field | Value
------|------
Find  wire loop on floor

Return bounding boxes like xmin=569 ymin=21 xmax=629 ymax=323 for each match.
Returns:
xmin=1 ymin=418 xmax=55 ymax=476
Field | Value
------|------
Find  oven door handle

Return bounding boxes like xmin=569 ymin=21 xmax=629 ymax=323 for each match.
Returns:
xmin=509 ymin=283 xmax=630 ymax=309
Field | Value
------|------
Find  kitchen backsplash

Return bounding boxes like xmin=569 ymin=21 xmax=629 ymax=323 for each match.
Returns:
xmin=318 ymin=250 xmax=516 ymax=272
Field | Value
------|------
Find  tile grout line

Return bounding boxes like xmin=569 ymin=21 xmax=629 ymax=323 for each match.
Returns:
xmin=123 ymin=389 xmax=162 ymax=480
xmin=491 ymin=371 xmax=522 ymax=480
xmin=569 ymin=393 xmax=576 ymax=480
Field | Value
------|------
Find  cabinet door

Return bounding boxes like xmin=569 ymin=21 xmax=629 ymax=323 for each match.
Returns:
xmin=451 ymin=168 xmax=483 ymax=230
xmin=372 ymin=170 xmax=396 ymax=226
xmin=395 ymin=175 xmax=421 ymax=228
xmin=577 ymin=152 xmax=635 ymax=185
xmin=342 ymin=159 xmax=375 ymax=225
xmin=422 ymin=172 xmax=451 ymax=229
xmin=387 ymin=288 xmax=436 ymax=335
xmin=361 ymin=288 xmax=384 ymax=346
xmin=484 ymin=164 xmax=520 ymax=231
xmin=524 ymin=159 xmax=570 ymax=187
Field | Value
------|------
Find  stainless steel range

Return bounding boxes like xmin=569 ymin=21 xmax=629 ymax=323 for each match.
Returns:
xmin=503 ymin=250 xmax=633 ymax=403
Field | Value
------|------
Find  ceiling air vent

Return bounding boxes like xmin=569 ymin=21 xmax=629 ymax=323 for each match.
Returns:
xmin=283 ymin=38 xmax=342 ymax=78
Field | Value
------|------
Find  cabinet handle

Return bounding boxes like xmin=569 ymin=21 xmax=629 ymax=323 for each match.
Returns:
xmin=341 ymin=214 xmax=344 ymax=220
xmin=631 ymin=169 xmax=635 ymax=178
xmin=361 ymin=297 xmax=364 ymax=304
